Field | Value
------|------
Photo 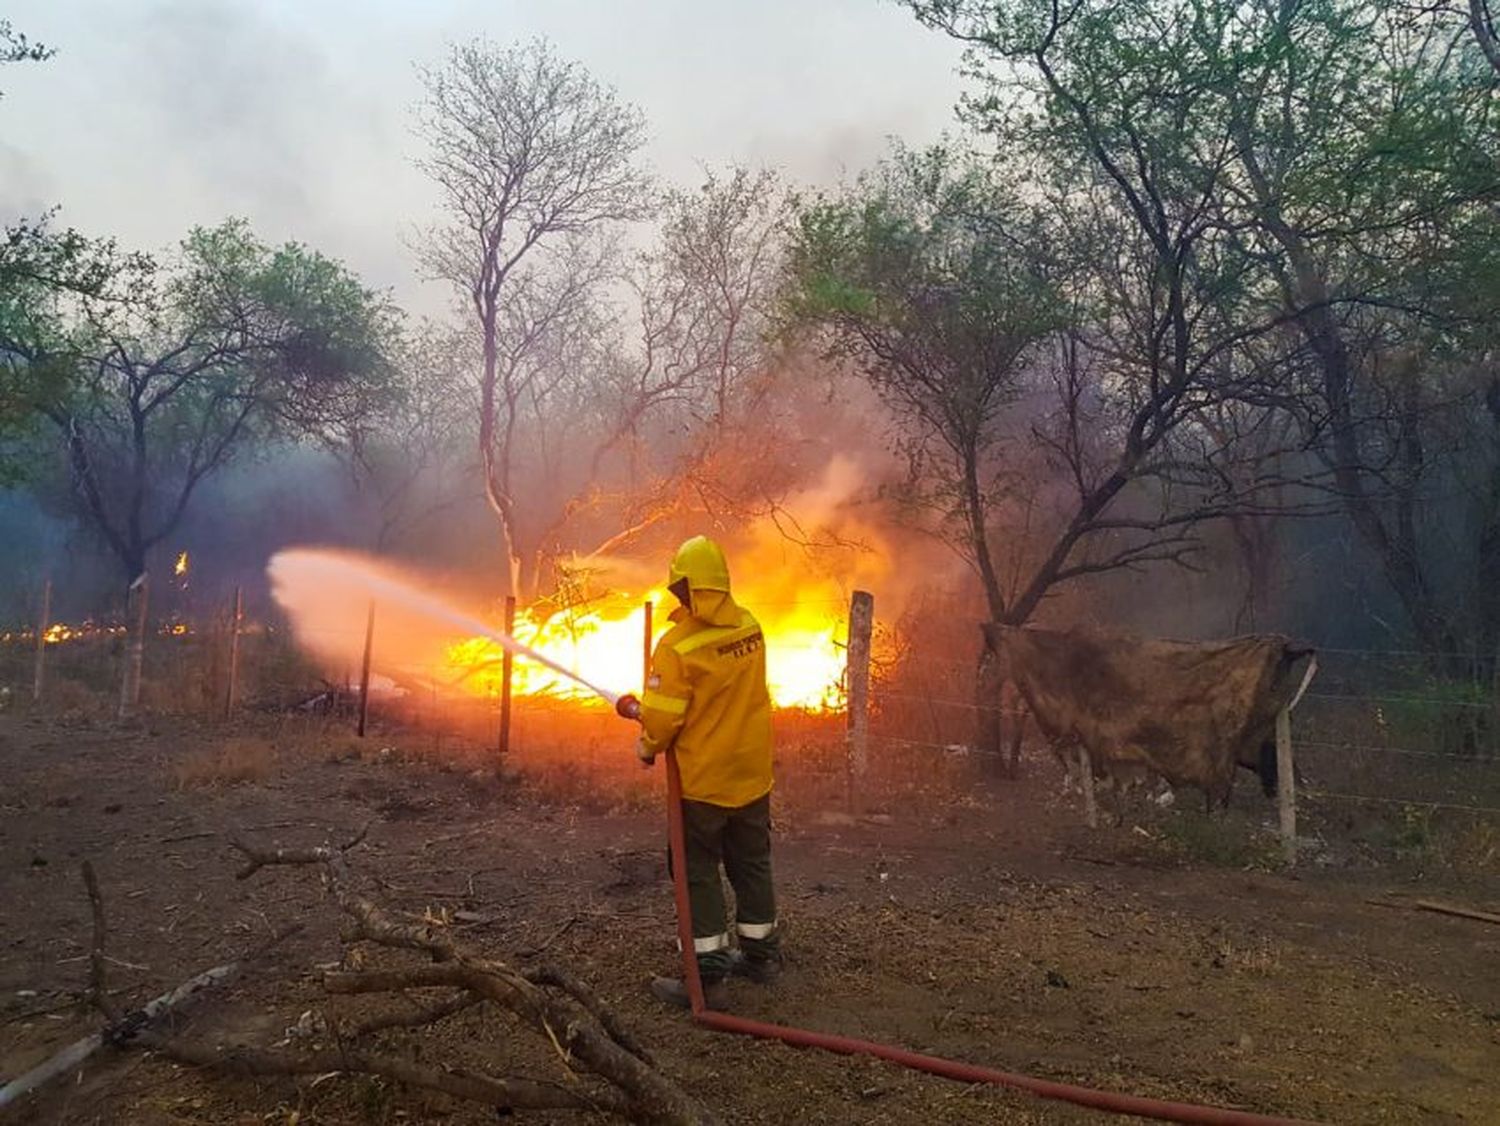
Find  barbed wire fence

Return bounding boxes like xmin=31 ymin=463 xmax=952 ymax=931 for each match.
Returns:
xmin=5 ymin=580 xmax=1500 ymax=870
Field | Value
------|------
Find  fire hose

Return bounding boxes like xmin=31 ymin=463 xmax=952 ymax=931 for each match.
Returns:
xmin=659 ymin=749 xmax=1320 ymax=1126
xmin=405 ymin=608 xmax=1316 ymax=1125
xmin=262 ymin=551 xmax=1310 ymax=1120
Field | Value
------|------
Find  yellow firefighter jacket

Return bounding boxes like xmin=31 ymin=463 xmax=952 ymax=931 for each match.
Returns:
xmin=639 ymin=540 xmax=773 ymax=808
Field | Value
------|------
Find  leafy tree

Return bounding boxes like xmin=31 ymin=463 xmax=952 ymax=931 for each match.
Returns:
xmin=17 ymin=220 xmax=398 ymax=583
xmin=785 ymin=144 xmax=1066 ymax=621
xmin=906 ymin=0 xmax=1500 ymax=664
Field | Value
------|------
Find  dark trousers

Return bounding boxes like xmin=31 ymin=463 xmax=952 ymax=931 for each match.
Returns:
xmin=679 ymin=793 xmax=779 ymax=980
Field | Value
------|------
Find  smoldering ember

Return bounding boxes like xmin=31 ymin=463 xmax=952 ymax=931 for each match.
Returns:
xmin=2 ymin=3 xmax=1498 ymax=1123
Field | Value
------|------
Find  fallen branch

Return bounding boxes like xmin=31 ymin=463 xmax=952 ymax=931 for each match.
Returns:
xmin=523 ymin=964 xmax=656 ymax=1068
xmin=9 ymin=833 xmax=711 ymax=1124
xmin=229 ymin=829 xmax=714 ymax=1124
xmin=140 ymin=1033 xmax=627 ymax=1116
xmin=0 ymin=870 xmax=300 ymax=1115
xmin=1414 ymin=899 xmax=1500 ymax=926
xmin=340 ymin=991 xmax=480 ymax=1038
xmin=0 ymin=948 xmax=281 ymax=1110
xmin=1367 ymin=896 xmax=1500 ymax=926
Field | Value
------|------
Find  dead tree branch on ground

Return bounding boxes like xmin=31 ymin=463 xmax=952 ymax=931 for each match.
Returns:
xmin=10 ymin=839 xmax=712 ymax=1124
xmin=223 ymin=830 xmax=709 ymax=1123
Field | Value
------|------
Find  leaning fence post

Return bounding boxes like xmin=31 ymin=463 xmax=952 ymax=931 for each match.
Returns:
xmin=846 ymin=591 xmax=874 ymax=787
xmin=497 ymin=595 xmax=517 ymax=762
xmin=356 ymin=600 xmax=375 ymax=738
xmin=118 ymin=572 xmax=149 ymax=719
xmin=223 ymin=586 xmax=243 ymax=719
xmin=1275 ymin=706 xmax=1297 ymax=865
xmin=32 ymin=577 xmax=51 ymax=704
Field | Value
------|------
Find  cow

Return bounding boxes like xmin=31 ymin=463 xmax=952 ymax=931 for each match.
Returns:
xmin=979 ymin=624 xmax=1316 ymax=823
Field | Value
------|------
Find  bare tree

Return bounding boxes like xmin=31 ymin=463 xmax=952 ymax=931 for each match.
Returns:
xmin=557 ymin=167 xmax=797 ymax=567
xmin=415 ymin=37 xmax=652 ymax=595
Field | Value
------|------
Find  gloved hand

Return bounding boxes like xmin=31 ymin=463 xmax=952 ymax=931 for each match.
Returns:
xmin=635 ymin=737 xmax=656 ymax=769
xmin=615 ymin=694 xmax=641 ymax=721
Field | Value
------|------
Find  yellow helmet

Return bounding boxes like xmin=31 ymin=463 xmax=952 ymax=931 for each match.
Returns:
xmin=668 ymin=535 xmax=731 ymax=594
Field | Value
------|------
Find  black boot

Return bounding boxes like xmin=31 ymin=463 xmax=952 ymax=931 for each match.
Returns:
xmin=727 ymin=948 xmax=781 ymax=985
xmin=649 ymin=976 xmax=729 ymax=1010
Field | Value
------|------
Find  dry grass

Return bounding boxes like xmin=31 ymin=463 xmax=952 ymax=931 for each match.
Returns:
xmin=38 ymin=676 xmax=108 ymax=718
xmin=1446 ymin=818 xmax=1500 ymax=875
xmin=1214 ymin=936 xmax=1284 ymax=975
xmin=169 ymin=736 xmax=278 ymax=790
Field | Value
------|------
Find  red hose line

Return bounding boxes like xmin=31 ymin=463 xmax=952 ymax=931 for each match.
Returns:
xmin=662 ymin=753 xmax=1319 ymax=1126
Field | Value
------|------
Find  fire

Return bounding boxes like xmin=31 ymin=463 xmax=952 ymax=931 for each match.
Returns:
xmin=443 ymin=586 xmax=855 ymax=710
xmin=0 ymin=621 xmax=128 ymax=645
xmin=174 ymin=551 xmax=190 ymax=577
xmin=268 ymin=459 xmax=901 ymax=717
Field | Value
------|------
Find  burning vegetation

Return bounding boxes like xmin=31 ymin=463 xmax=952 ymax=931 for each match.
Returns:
xmin=4 ymin=5 xmax=1500 ymax=1124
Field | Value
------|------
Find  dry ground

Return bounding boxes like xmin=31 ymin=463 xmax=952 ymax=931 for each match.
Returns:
xmin=1 ymin=705 xmax=1498 ymax=1125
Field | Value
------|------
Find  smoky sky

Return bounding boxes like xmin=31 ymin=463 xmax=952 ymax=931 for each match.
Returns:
xmin=1 ymin=0 xmax=965 ymax=316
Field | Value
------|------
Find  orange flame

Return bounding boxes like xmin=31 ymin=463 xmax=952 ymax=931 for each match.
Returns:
xmin=268 ymin=460 xmax=900 ymax=715
xmin=174 ymin=551 xmax=190 ymax=577
xmin=444 ymin=585 xmax=854 ymax=710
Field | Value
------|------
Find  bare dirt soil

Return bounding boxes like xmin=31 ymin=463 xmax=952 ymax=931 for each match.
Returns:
xmin=2 ymin=706 xmax=1498 ymax=1125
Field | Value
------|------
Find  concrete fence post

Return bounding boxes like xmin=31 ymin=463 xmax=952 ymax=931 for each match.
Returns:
xmin=643 ymin=599 xmax=654 ymax=686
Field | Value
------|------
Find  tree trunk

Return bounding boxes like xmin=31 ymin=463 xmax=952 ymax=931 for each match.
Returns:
xmin=1228 ymin=511 xmax=1278 ymax=633
xmin=1475 ymin=379 xmax=1500 ymax=687
xmin=960 ymin=442 xmax=1006 ymax=622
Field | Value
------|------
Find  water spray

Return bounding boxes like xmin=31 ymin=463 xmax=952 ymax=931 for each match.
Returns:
xmin=267 ymin=550 xmax=623 ymax=705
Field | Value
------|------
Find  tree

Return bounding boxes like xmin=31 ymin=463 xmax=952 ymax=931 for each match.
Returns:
xmin=415 ymin=37 xmax=652 ymax=595
xmin=906 ymin=0 xmax=1500 ymax=665
xmin=0 ymin=18 xmax=52 ymax=91
xmin=556 ymin=166 xmax=800 ymax=569
xmin=1458 ymin=0 xmax=1500 ymax=74
xmin=785 ymin=144 xmax=1066 ymax=621
xmin=1 ymin=221 xmax=140 ymax=479
xmin=18 ymin=220 xmax=397 ymax=584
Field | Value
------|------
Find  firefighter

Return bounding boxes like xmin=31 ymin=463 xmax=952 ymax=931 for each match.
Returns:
xmin=615 ymin=535 xmax=780 ymax=1008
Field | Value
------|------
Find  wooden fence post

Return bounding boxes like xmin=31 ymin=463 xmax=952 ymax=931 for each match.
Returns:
xmin=497 ymin=595 xmax=516 ymax=761
xmin=32 ymin=578 xmax=50 ymax=704
xmin=118 ymin=573 xmax=149 ymax=719
xmin=1078 ymin=745 xmax=1099 ymax=830
xmin=1276 ymin=706 xmax=1297 ymax=865
xmin=223 ymin=586 xmax=243 ymax=719
xmin=356 ymin=601 xmax=375 ymax=738
xmin=643 ymin=599 xmax=654 ymax=686
xmin=846 ymin=591 xmax=874 ymax=787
